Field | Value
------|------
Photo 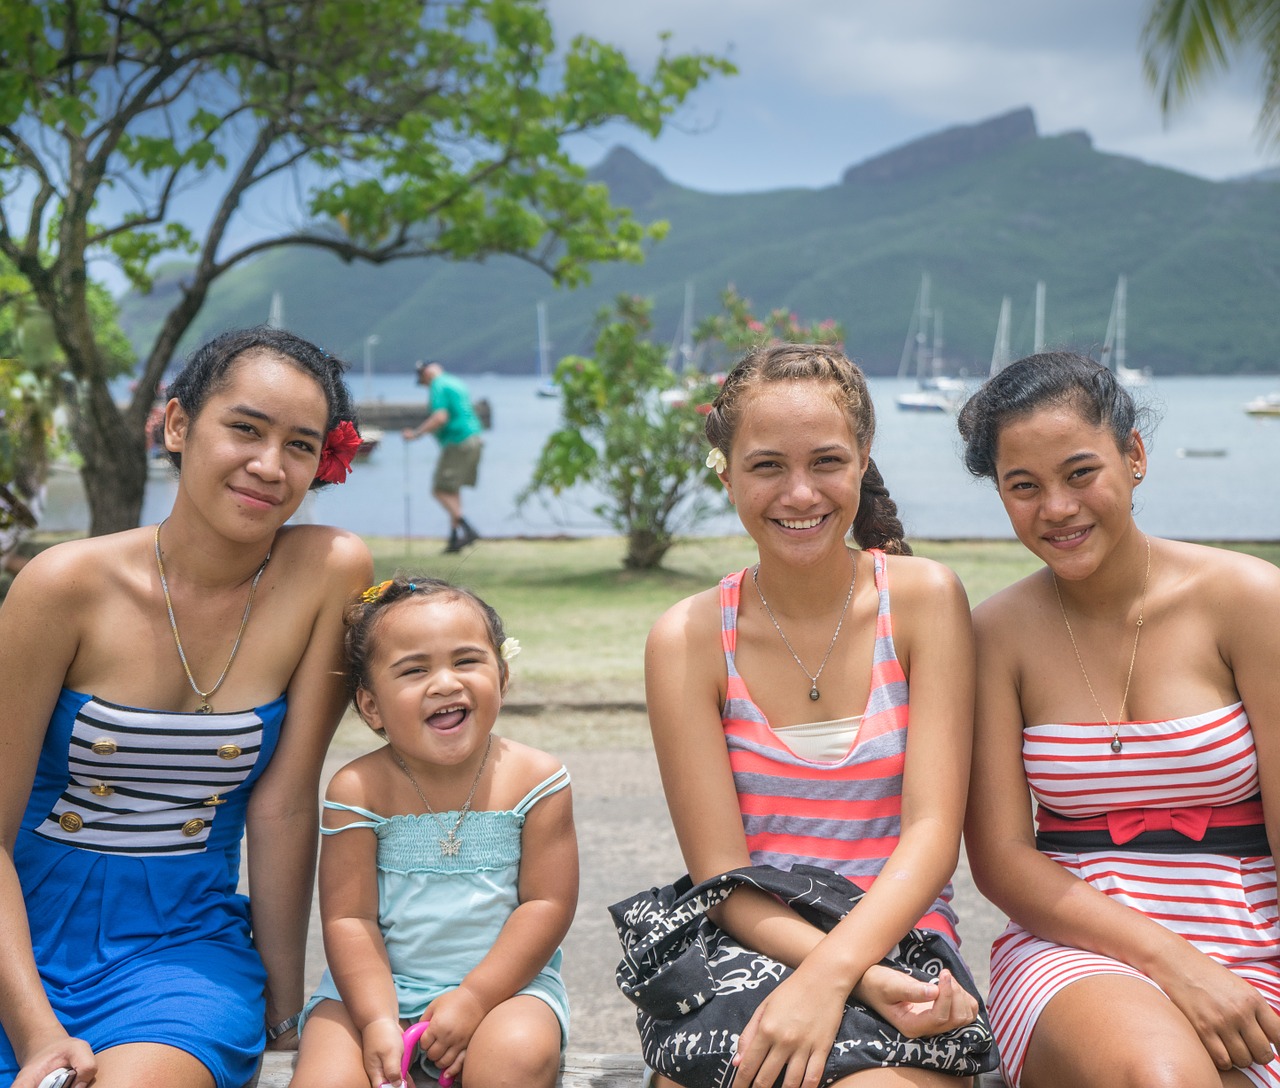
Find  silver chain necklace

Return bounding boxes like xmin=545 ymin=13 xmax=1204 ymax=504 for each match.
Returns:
xmin=751 ymin=555 xmax=856 ymax=702
xmin=391 ymin=734 xmax=493 ymax=857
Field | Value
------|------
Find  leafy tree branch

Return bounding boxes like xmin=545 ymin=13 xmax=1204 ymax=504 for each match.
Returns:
xmin=0 ymin=0 xmax=733 ymax=533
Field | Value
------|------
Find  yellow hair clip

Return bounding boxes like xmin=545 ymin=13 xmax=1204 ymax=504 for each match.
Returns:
xmin=360 ymin=579 xmax=394 ymax=604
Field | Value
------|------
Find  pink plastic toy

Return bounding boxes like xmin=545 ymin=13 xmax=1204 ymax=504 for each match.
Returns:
xmin=401 ymin=1021 xmax=454 ymax=1088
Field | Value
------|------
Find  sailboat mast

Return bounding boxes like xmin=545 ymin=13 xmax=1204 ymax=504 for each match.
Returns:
xmin=916 ymin=273 xmax=932 ymax=380
xmin=991 ymin=296 xmax=1012 ymax=376
xmin=1033 ymin=281 xmax=1045 ymax=353
xmin=536 ymin=301 xmax=550 ymax=380
xmin=1114 ymin=275 xmax=1127 ymax=372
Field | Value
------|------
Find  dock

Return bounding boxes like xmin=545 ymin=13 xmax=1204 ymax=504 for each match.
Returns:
xmin=355 ymin=401 xmax=425 ymax=429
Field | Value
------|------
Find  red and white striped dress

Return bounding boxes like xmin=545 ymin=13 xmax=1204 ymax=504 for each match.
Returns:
xmin=988 ymin=703 xmax=1280 ymax=1087
xmin=719 ymin=549 xmax=958 ymax=941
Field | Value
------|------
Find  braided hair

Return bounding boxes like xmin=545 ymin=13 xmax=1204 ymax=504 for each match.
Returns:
xmin=704 ymin=343 xmax=911 ymax=555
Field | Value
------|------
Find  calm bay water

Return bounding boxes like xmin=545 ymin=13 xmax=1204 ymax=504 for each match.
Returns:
xmin=43 ymin=373 xmax=1280 ymax=541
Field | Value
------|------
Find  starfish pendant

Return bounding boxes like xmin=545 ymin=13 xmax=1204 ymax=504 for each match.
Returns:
xmin=198 ymin=703 xmax=213 ymax=714
xmin=439 ymin=834 xmax=462 ymax=857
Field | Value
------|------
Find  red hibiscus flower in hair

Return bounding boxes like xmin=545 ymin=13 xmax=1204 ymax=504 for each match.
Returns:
xmin=315 ymin=420 xmax=361 ymax=484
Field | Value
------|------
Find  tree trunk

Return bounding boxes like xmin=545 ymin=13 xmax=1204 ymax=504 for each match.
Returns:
xmin=624 ymin=527 xmax=672 ymax=570
xmin=72 ymin=381 xmax=148 ymax=536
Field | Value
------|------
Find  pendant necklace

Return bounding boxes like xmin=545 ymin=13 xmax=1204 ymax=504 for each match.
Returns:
xmin=751 ymin=554 xmax=856 ymax=702
xmin=392 ymin=734 xmax=493 ymax=857
xmin=1052 ymin=534 xmax=1151 ymax=754
xmin=155 ymin=520 xmax=270 ymax=713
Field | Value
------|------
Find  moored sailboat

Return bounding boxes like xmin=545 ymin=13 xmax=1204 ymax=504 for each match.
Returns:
xmin=1100 ymin=275 xmax=1151 ymax=388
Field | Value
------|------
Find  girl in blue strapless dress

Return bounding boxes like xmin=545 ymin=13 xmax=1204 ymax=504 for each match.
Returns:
xmin=0 ymin=328 xmax=372 ymax=1088
xmin=291 ymin=577 xmax=577 ymax=1088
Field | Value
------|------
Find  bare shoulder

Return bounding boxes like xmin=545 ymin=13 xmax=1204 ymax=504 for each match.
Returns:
xmin=880 ymin=551 xmax=967 ymax=604
xmin=491 ymin=735 xmax=567 ymax=796
xmin=647 ymin=584 xmax=721 ymax=653
xmin=324 ymin=747 xmax=392 ymax=809
xmin=971 ymin=568 xmax=1044 ymax=642
xmin=1172 ymin=539 xmax=1280 ymax=600
xmin=4 ymin=529 xmax=146 ymax=614
xmin=274 ymin=524 xmax=371 ymax=577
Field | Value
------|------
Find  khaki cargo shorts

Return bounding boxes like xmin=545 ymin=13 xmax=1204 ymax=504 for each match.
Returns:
xmin=433 ymin=434 xmax=483 ymax=493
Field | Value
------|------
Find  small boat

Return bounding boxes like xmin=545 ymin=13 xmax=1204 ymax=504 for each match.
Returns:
xmin=355 ymin=427 xmax=383 ymax=459
xmin=1244 ymin=392 xmax=1280 ymax=417
xmin=1246 ymin=396 xmax=1280 ymax=416
xmin=895 ymin=389 xmax=961 ymax=413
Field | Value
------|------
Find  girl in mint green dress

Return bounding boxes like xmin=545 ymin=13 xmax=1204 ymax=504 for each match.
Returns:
xmin=292 ymin=577 xmax=576 ymax=1088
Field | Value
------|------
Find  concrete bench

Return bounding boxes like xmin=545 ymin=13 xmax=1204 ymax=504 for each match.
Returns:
xmin=253 ymin=1051 xmax=644 ymax=1086
xmin=253 ymin=1050 xmax=1007 ymax=1086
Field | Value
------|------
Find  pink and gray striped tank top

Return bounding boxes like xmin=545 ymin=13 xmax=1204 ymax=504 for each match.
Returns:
xmin=719 ymin=549 xmax=958 ymax=940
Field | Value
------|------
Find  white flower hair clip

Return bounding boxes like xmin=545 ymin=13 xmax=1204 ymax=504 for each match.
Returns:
xmin=500 ymin=637 xmax=521 ymax=662
xmin=705 ymin=447 xmax=728 ymax=474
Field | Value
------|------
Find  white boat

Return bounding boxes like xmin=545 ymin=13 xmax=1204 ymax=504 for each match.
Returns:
xmin=895 ymin=274 xmax=964 ymax=412
xmin=896 ymin=389 xmax=959 ymax=413
xmin=1244 ymin=392 xmax=1280 ymax=417
xmin=535 ymin=301 xmax=558 ymax=397
xmin=1100 ymin=275 xmax=1151 ymax=388
xmin=355 ymin=427 xmax=383 ymax=459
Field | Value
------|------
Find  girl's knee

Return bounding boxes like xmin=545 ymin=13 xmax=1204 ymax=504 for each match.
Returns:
xmin=464 ymin=1000 xmax=561 ymax=1088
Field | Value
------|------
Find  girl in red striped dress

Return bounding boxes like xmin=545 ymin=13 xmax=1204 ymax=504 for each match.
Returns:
xmin=645 ymin=343 xmax=981 ymax=1088
xmin=958 ymin=351 xmax=1280 ymax=1088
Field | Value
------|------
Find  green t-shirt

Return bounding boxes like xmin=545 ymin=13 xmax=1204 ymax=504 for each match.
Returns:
xmin=428 ymin=373 xmax=483 ymax=447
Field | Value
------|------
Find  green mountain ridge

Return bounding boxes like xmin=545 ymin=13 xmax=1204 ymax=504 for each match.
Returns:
xmin=118 ymin=108 xmax=1280 ymax=377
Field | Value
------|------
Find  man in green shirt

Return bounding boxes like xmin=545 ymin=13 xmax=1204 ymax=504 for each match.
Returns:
xmin=402 ymin=361 xmax=484 ymax=553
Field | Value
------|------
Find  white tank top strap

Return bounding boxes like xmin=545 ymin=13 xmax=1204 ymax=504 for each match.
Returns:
xmin=513 ymin=766 xmax=571 ymax=816
xmin=320 ymin=798 xmax=385 ymax=834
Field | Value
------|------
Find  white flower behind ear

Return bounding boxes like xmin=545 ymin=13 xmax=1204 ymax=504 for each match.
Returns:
xmin=500 ymin=637 xmax=521 ymax=662
xmin=705 ymin=447 xmax=728 ymax=473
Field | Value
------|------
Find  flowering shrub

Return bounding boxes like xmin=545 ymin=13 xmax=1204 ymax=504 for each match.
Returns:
xmin=522 ymin=289 xmax=843 ymax=570
xmin=694 ymin=286 xmax=843 ymax=360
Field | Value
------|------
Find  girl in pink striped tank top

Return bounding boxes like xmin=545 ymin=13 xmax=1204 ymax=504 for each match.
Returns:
xmin=646 ymin=344 xmax=980 ymax=1088
xmin=959 ymin=352 xmax=1280 ymax=1088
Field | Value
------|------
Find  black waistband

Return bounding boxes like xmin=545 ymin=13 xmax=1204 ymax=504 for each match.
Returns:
xmin=1037 ymin=824 xmax=1272 ymax=857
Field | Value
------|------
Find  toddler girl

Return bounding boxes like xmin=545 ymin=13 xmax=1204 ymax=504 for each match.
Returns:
xmin=292 ymin=577 xmax=576 ymax=1088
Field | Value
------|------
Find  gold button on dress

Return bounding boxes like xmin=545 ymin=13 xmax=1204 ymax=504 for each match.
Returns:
xmin=182 ymin=819 xmax=206 ymax=837
xmin=91 ymin=738 xmax=118 ymax=756
xmin=216 ymin=744 xmax=241 ymax=761
xmin=91 ymin=782 xmax=114 ymax=797
xmin=59 ymin=812 xmax=83 ymax=833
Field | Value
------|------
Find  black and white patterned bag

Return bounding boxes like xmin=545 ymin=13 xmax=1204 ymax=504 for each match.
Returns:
xmin=609 ymin=864 xmax=997 ymax=1088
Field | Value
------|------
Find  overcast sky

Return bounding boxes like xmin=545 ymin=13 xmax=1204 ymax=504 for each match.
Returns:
xmin=548 ymin=0 xmax=1278 ymax=191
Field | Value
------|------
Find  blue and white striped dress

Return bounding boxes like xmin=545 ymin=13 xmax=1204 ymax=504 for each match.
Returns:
xmin=1 ymin=688 xmax=287 ymax=1088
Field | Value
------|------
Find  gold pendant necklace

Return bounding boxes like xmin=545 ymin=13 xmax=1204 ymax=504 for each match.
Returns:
xmin=392 ymin=735 xmax=493 ymax=857
xmin=154 ymin=520 xmax=270 ymax=713
xmin=1052 ymin=535 xmax=1151 ymax=754
xmin=751 ymin=554 xmax=856 ymax=702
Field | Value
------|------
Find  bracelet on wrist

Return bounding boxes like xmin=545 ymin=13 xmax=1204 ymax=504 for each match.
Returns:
xmin=266 ymin=1012 xmax=301 ymax=1042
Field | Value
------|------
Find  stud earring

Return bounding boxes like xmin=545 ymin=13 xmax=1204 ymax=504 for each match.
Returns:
xmin=1133 ymin=470 xmax=1144 ymax=481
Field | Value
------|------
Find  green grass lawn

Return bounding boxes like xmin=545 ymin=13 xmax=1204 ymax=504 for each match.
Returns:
xmin=364 ymin=535 xmax=1280 ymax=703
xmin=366 ymin=536 xmax=1051 ymax=703
xmin=22 ymin=531 xmax=1280 ymax=707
